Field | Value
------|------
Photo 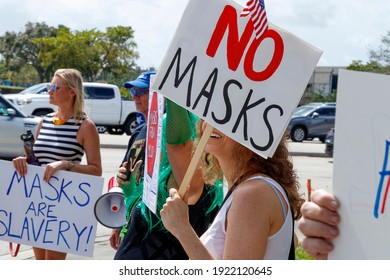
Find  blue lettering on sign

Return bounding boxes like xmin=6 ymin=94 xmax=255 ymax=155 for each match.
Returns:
xmin=374 ymin=140 xmax=390 ymax=218
xmin=58 ymin=220 xmax=70 ymax=248
xmin=0 ymin=166 xmax=98 ymax=254
xmin=46 ymin=176 xmax=60 ymax=201
xmin=6 ymin=171 xmax=27 ymax=197
xmin=5 ymin=172 xmax=91 ymax=205
xmin=0 ymin=209 xmax=95 ymax=252
xmin=74 ymin=182 xmax=91 ymax=207
xmin=0 ymin=210 xmax=8 ymax=236
xmin=30 ymin=173 xmax=43 ymax=198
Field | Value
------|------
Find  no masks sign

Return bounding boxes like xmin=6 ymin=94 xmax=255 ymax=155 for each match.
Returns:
xmin=152 ymin=0 xmax=322 ymax=158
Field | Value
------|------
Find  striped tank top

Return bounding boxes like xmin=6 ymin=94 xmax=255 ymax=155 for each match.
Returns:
xmin=33 ymin=113 xmax=85 ymax=165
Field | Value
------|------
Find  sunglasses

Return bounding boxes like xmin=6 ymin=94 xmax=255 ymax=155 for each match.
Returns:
xmin=47 ymin=84 xmax=68 ymax=92
xmin=130 ymin=88 xmax=149 ymax=97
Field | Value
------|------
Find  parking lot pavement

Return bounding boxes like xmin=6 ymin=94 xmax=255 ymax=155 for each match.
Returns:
xmin=99 ymin=133 xmax=329 ymax=156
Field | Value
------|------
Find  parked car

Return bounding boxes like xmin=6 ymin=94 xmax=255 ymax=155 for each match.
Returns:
xmin=287 ymin=103 xmax=336 ymax=142
xmin=6 ymin=82 xmax=138 ymax=135
xmin=325 ymin=128 xmax=335 ymax=157
xmin=0 ymin=93 xmax=41 ymax=159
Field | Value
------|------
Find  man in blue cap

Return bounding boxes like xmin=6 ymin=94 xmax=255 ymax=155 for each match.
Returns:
xmin=109 ymin=71 xmax=223 ymax=259
xmin=124 ymin=71 xmax=156 ymax=125
xmin=109 ymin=70 xmax=154 ymax=251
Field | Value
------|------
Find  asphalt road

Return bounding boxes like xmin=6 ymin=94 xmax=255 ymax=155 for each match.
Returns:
xmin=0 ymin=134 xmax=333 ymax=260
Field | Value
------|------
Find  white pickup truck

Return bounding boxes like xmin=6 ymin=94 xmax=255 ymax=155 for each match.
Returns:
xmin=6 ymin=82 xmax=139 ymax=135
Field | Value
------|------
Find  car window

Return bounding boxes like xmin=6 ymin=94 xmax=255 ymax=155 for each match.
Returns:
xmin=315 ymin=107 xmax=335 ymax=116
xmin=293 ymin=106 xmax=316 ymax=116
xmin=19 ymin=83 xmax=48 ymax=94
xmin=84 ymin=86 xmax=115 ymax=100
xmin=0 ymin=102 xmax=8 ymax=116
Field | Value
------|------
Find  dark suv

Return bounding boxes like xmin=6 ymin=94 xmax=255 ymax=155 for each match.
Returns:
xmin=287 ymin=103 xmax=336 ymax=142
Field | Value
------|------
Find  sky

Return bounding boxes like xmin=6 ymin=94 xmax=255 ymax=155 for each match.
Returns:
xmin=1 ymin=0 xmax=389 ymax=69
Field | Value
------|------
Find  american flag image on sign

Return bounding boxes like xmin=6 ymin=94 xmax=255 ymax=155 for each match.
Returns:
xmin=240 ymin=0 xmax=269 ymax=39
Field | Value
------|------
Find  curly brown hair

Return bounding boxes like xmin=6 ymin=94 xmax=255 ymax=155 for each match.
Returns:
xmin=197 ymin=121 xmax=303 ymax=220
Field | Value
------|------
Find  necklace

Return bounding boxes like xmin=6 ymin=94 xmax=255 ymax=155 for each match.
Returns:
xmin=52 ymin=113 xmax=73 ymax=125
xmin=52 ymin=116 xmax=70 ymax=125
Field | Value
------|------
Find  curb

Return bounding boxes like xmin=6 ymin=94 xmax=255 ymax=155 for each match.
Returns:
xmin=100 ymin=144 xmax=127 ymax=149
xmin=100 ymin=144 xmax=331 ymax=158
xmin=289 ymin=152 xmax=331 ymax=158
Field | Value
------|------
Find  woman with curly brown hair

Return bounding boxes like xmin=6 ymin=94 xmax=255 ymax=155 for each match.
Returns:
xmin=160 ymin=120 xmax=303 ymax=260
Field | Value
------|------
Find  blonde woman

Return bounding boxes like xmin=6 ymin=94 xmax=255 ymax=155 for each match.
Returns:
xmin=12 ymin=69 xmax=102 ymax=260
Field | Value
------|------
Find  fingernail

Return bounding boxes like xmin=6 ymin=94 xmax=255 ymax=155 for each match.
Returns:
xmin=330 ymin=227 xmax=339 ymax=237
xmin=330 ymin=201 xmax=338 ymax=210
xmin=331 ymin=215 xmax=339 ymax=225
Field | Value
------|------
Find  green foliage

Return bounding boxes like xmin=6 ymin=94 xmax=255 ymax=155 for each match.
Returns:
xmin=0 ymin=22 xmax=58 ymax=82
xmin=347 ymin=30 xmax=390 ymax=75
xmin=0 ymin=22 xmax=140 ymax=84
xmin=120 ymin=87 xmax=132 ymax=100
xmin=369 ymin=30 xmax=390 ymax=67
xmin=295 ymin=243 xmax=314 ymax=260
xmin=299 ymin=89 xmax=337 ymax=106
xmin=347 ymin=60 xmax=390 ymax=75
xmin=0 ymin=85 xmax=25 ymax=94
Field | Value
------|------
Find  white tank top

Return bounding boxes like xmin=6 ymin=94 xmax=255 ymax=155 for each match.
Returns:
xmin=200 ymin=175 xmax=293 ymax=259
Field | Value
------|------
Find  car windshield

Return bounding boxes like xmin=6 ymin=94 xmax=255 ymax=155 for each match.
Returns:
xmin=19 ymin=83 xmax=47 ymax=94
xmin=293 ymin=106 xmax=316 ymax=116
xmin=0 ymin=94 xmax=28 ymax=117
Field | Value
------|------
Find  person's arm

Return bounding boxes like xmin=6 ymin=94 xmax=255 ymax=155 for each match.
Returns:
xmin=110 ymin=228 xmax=121 ymax=250
xmin=75 ymin=118 xmax=102 ymax=176
xmin=12 ymin=118 xmax=43 ymax=176
xmin=298 ymin=189 xmax=341 ymax=259
xmin=42 ymin=119 xmax=102 ymax=181
xmin=222 ymin=180 xmax=278 ymax=259
xmin=165 ymin=99 xmax=204 ymax=204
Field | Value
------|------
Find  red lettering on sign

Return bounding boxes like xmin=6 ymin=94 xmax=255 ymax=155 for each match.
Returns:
xmin=147 ymin=92 xmax=159 ymax=177
xmin=206 ymin=5 xmax=284 ymax=82
xmin=244 ymin=29 xmax=284 ymax=81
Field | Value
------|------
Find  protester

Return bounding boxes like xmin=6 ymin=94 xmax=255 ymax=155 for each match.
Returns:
xmin=298 ymin=189 xmax=341 ymax=259
xmin=110 ymin=71 xmax=223 ymax=259
xmin=160 ymin=120 xmax=303 ymax=260
xmin=12 ymin=68 xmax=102 ymax=260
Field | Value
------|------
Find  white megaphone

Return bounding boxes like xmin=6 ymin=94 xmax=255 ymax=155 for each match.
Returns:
xmin=94 ymin=176 xmax=127 ymax=228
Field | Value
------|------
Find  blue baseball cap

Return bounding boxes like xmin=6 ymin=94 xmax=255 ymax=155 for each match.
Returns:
xmin=124 ymin=71 xmax=156 ymax=89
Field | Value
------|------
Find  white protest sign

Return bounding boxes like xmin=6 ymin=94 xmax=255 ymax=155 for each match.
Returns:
xmin=152 ymin=0 xmax=322 ymax=158
xmin=330 ymin=70 xmax=390 ymax=259
xmin=0 ymin=160 xmax=104 ymax=257
xmin=143 ymin=80 xmax=164 ymax=213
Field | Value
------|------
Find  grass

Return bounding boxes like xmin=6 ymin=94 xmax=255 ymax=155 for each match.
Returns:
xmin=295 ymin=243 xmax=314 ymax=260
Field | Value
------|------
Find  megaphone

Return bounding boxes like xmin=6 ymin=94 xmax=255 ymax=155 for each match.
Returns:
xmin=94 ymin=176 xmax=127 ymax=229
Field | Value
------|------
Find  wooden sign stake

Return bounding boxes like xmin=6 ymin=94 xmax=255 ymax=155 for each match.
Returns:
xmin=178 ymin=123 xmax=213 ymax=197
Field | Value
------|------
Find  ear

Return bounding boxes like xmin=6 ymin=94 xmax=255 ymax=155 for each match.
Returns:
xmin=70 ymin=89 xmax=77 ymax=97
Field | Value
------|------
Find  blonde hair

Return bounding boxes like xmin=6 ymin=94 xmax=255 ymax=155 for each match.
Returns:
xmin=54 ymin=69 xmax=85 ymax=120
xmin=197 ymin=120 xmax=303 ymax=220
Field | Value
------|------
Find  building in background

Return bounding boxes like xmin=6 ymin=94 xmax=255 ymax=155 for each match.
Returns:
xmin=305 ymin=66 xmax=346 ymax=97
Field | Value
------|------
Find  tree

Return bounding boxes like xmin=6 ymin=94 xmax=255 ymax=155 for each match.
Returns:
xmin=0 ymin=22 xmax=58 ymax=82
xmin=0 ymin=22 xmax=140 ymax=84
xmin=370 ymin=30 xmax=390 ymax=66
xmin=34 ymin=26 xmax=139 ymax=82
xmin=347 ymin=30 xmax=390 ymax=75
